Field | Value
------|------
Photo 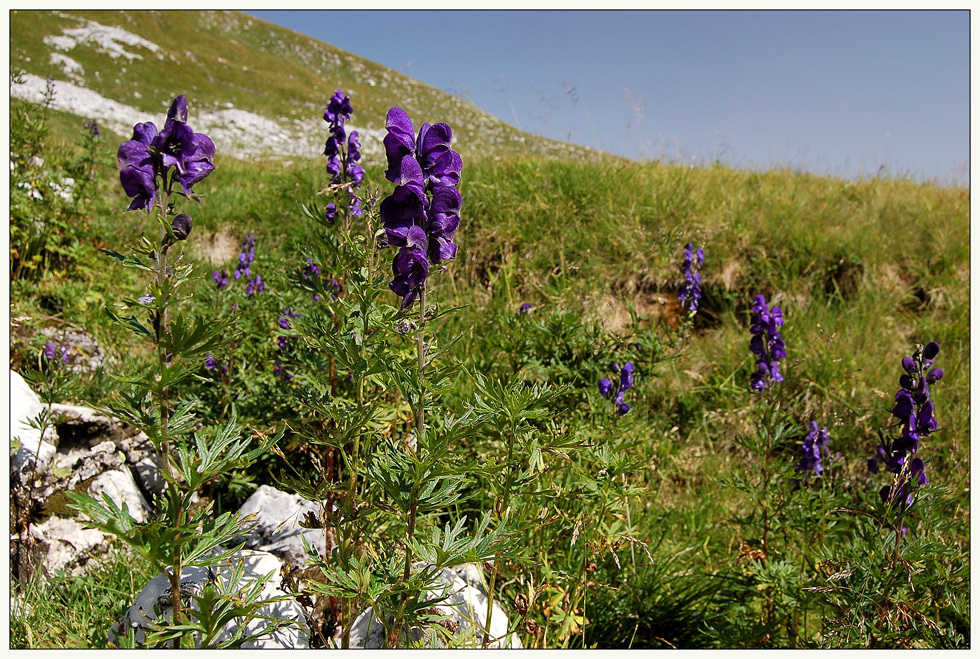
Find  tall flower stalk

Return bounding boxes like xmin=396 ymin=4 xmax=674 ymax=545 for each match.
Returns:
xmin=678 ymin=242 xmax=704 ymax=333
xmin=380 ymin=106 xmax=462 ymax=645
xmin=868 ymin=341 xmax=943 ymax=540
xmin=69 ymin=95 xmax=286 ymax=648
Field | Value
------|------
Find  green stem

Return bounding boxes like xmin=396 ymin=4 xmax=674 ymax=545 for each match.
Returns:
xmin=483 ymin=415 xmax=518 ymax=647
xmin=390 ymin=285 xmax=427 ymax=647
xmin=154 ymin=185 xmax=183 ymax=648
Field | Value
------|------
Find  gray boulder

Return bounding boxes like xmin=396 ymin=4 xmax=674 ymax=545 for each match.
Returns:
xmin=236 ymin=485 xmax=326 ymax=567
xmin=109 ymin=549 xmax=309 ymax=648
xmin=30 ymin=516 xmax=110 ymax=577
xmin=10 ymin=370 xmax=57 ymax=475
xmin=348 ymin=563 xmax=523 ymax=648
xmin=40 ymin=326 xmax=106 ymax=372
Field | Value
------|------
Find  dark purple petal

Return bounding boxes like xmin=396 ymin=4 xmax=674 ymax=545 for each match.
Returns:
xmin=167 ymin=95 xmax=188 ymax=123
xmin=120 ymin=164 xmax=156 ymax=211
xmin=131 ymin=121 xmax=158 ymax=146
xmin=429 ymin=150 xmax=462 ymax=188
xmin=902 ymin=356 xmax=918 ymax=374
xmin=598 ymin=378 xmax=612 ymax=398
xmin=925 ymin=368 xmax=944 ymax=384
xmin=892 ymin=391 xmax=915 ymax=420
xmin=383 ymin=107 xmax=416 ymax=182
xmin=417 ymin=122 xmax=453 ymax=173
xmin=923 ymin=342 xmax=940 ymax=360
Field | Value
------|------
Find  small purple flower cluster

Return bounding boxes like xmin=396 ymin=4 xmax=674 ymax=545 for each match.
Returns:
xmin=598 ymin=361 xmax=635 ymax=416
xmin=212 ymin=269 xmax=229 ymax=290
xmin=868 ymin=342 xmax=943 ymax=510
xmin=303 ymin=258 xmax=335 ymax=302
xmin=203 ymin=352 xmax=227 ymax=375
xmin=235 ymin=234 xmax=256 ymax=280
xmin=323 ymin=89 xmax=364 ymax=221
xmin=43 ymin=342 xmax=69 ymax=365
xmin=84 ymin=119 xmax=99 ymax=137
xmin=381 ymin=107 xmax=463 ymax=309
xmin=678 ymin=242 xmax=705 ymax=315
xmin=212 ymin=234 xmax=265 ymax=296
xmin=274 ymin=308 xmax=301 ymax=382
xmin=796 ymin=421 xmax=831 ymax=478
xmin=748 ymin=294 xmax=786 ymax=391
xmin=117 ymin=95 xmax=215 ymax=211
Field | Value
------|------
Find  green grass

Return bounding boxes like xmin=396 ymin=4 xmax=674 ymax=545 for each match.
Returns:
xmin=10 ymin=547 xmax=155 ymax=649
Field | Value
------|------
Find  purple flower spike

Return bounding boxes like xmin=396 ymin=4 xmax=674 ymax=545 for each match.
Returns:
xmin=381 ymin=107 xmax=463 ymax=309
xmin=797 ymin=421 xmax=830 ymax=478
xmin=748 ymin=295 xmax=785 ymax=392
xmin=871 ymin=340 xmax=945 ymax=523
xmin=678 ymin=242 xmax=705 ymax=316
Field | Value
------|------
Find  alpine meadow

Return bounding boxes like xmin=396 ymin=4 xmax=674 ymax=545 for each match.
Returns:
xmin=8 ymin=10 xmax=970 ymax=649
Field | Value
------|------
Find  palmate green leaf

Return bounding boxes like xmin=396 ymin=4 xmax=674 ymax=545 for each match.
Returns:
xmin=100 ymin=248 xmax=155 ymax=273
xmin=66 ymin=491 xmax=175 ymax=570
xmin=175 ymin=415 xmax=283 ymax=492
xmin=141 ymin=560 xmax=299 ymax=649
xmin=164 ymin=312 xmax=235 ymax=359
xmin=104 ymin=306 xmax=154 ymax=340
xmin=413 ymin=512 xmax=510 ymax=569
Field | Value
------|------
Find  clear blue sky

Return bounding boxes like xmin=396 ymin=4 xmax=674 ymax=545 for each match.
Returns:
xmin=248 ymin=10 xmax=968 ymax=185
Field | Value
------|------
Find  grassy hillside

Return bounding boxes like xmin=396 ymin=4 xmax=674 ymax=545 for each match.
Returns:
xmin=8 ymin=9 xmax=970 ymax=651
xmin=10 ymin=10 xmax=596 ymax=162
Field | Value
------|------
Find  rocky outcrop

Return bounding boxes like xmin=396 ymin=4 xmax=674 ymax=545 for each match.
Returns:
xmin=234 ymin=485 xmax=326 ymax=568
xmin=9 ymin=373 xmax=162 ymax=582
xmin=348 ymin=563 xmax=523 ymax=648
xmin=109 ymin=549 xmax=310 ymax=648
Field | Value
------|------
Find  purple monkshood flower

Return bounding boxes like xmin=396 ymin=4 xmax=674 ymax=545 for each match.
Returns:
xmin=678 ymin=242 xmax=705 ymax=316
xmin=381 ymin=107 xmax=463 ymax=308
xmin=303 ymin=258 xmax=321 ymax=279
xmin=278 ymin=308 xmax=300 ymax=330
xmin=43 ymin=342 xmax=69 ymax=365
xmin=204 ymin=352 xmax=228 ymax=375
xmin=388 ymin=225 xmax=430 ymax=310
xmin=598 ymin=378 xmax=612 ymax=398
xmin=212 ymin=269 xmax=229 ymax=290
xmin=246 ymin=274 xmax=265 ymax=297
xmin=117 ymin=95 xmax=215 ymax=211
xmin=519 ymin=302 xmax=532 ymax=314
xmin=869 ymin=343 xmax=942 ymax=521
xmin=85 ymin=120 xmax=99 ymax=137
xmin=323 ymin=90 xmax=364 ymax=219
xmin=796 ymin=421 xmax=831 ymax=478
xmin=748 ymin=294 xmax=786 ymax=392
xmin=235 ymin=234 xmax=256 ymax=280
xmin=599 ymin=361 xmax=635 ymax=416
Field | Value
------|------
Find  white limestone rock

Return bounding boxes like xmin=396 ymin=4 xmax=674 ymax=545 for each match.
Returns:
xmin=236 ymin=485 xmax=326 ymax=567
xmin=10 ymin=370 xmax=58 ymax=475
xmin=109 ymin=550 xmax=309 ymax=648
xmin=348 ymin=563 xmax=523 ymax=648
xmin=31 ymin=516 xmax=110 ymax=577
xmin=87 ymin=468 xmax=151 ymax=522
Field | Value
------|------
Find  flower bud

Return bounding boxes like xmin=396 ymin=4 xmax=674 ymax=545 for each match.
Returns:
xmin=923 ymin=341 xmax=940 ymax=360
xmin=171 ymin=213 xmax=193 ymax=241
